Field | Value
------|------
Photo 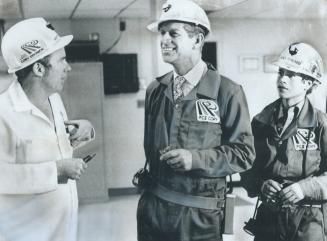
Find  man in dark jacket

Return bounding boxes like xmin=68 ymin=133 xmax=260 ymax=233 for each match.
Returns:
xmin=136 ymin=1 xmax=255 ymax=241
xmin=241 ymin=42 xmax=327 ymax=241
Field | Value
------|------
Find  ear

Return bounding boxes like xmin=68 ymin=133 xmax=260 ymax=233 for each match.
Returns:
xmin=194 ymin=33 xmax=204 ymax=49
xmin=303 ymin=79 xmax=313 ymax=91
xmin=32 ymin=62 xmax=45 ymax=77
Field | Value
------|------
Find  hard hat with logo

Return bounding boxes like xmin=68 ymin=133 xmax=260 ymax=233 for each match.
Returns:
xmin=147 ymin=0 xmax=211 ymax=35
xmin=274 ymin=42 xmax=324 ymax=83
xmin=1 ymin=18 xmax=73 ymax=74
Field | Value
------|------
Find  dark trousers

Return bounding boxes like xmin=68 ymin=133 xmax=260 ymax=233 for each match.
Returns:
xmin=254 ymin=204 xmax=325 ymax=241
xmin=137 ymin=192 xmax=224 ymax=241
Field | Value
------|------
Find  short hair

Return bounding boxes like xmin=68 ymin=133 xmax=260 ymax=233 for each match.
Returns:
xmin=15 ymin=56 xmax=50 ymax=86
xmin=182 ymin=23 xmax=207 ymax=38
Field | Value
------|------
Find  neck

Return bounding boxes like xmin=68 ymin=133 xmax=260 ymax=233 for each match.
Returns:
xmin=173 ymin=54 xmax=201 ymax=76
xmin=282 ymin=94 xmax=305 ymax=108
xmin=21 ymin=77 xmax=50 ymax=108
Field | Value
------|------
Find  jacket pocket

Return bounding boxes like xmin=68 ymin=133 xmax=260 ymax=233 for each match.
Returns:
xmin=185 ymin=122 xmax=222 ymax=149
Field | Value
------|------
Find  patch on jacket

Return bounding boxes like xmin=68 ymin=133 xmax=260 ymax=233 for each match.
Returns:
xmin=195 ymin=99 xmax=220 ymax=124
xmin=292 ymin=128 xmax=318 ymax=151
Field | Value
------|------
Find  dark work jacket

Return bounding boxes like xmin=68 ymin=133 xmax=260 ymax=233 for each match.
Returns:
xmin=144 ymin=65 xmax=255 ymax=197
xmin=242 ymin=98 xmax=327 ymax=200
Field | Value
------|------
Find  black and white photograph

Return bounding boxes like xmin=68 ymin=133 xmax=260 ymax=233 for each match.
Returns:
xmin=0 ymin=0 xmax=327 ymax=241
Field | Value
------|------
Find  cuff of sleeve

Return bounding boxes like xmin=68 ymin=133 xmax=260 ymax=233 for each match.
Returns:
xmin=298 ymin=177 xmax=322 ymax=199
xmin=190 ymin=150 xmax=204 ymax=170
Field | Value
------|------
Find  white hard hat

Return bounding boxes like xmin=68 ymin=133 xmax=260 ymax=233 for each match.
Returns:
xmin=274 ymin=42 xmax=324 ymax=83
xmin=147 ymin=0 xmax=211 ymax=35
xmin=1 ymin=18 xmax=73 ymax=73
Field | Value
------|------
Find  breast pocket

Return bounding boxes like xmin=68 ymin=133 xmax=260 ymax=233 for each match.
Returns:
xmin=185 ymin=122 xmax=222 ymax=149
xmin=16 ymin=137 xmax=60 ymax=163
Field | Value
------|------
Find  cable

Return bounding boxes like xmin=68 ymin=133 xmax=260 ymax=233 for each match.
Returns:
xmin=113 ymin=0 xmax=139 ymax=18
xmin=102 ymin=30 xmax=122 ymax=54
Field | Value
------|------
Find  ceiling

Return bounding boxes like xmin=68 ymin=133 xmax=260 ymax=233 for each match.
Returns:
xmin=0 ymin=0 xmax=326 ymax=20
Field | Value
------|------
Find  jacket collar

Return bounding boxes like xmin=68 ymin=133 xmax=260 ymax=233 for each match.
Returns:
xmin=255 ymin=97 xmax=318 ymax=129
xmin=156 ymin=63 xmax=220 ymax=102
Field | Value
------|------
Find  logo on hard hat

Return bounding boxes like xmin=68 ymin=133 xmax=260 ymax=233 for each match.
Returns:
xmin=20 ymin=40 xmax=45 ymax=64
xmin=21 ymin=40 xmax=43 ymax=54
xmin=162 ymin=3 xmax=171 ymax=12
xmin=289 ymin=44 xmax=298 ymax=56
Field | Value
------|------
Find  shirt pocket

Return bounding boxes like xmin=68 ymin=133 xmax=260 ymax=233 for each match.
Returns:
xmin=16 ymin=137 xmax=60 ymax=163
xmin=185 ymin=121 xmax=222 ymax=149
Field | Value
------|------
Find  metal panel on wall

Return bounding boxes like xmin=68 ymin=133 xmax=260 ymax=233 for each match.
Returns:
xmin=61 ymin=62 xmax=108 ymax=204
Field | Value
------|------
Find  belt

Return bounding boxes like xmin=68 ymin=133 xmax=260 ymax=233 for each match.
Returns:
xmin=149 ymin=183 xmax=225 ymax=210
xmin=282 ymin=204 xmax=321 ymax=208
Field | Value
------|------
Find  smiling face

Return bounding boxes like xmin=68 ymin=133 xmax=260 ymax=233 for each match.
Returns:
xmin=159 ymin=22 xmax=198 ymax=69
xmin=277 ymin=67 xmax=313 ymax=104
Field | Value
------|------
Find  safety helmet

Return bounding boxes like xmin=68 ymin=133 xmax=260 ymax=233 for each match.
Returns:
xmin=274 ymin=42 xmax=324 ymax=83
xmin=1 ymin=18 xmax=73 ymax=74
xmin=147 ymin=0 xmax=211 ymax=36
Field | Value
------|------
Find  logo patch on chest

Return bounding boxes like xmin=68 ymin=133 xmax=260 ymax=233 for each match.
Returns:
xmin=195 ymin=99 xmax=220 ymax=124
xmin=292 ymin=128 xmax=318 ymax=151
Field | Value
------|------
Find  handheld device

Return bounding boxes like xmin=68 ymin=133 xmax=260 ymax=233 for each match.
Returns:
xmin=83 ymin=153 xmax=96 ymax=163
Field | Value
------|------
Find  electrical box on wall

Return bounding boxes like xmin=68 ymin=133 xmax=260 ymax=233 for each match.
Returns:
xmin=65 ymin=40 xmax=100 ymax=62
xmin=101 ymin=53 xmax=139 ymax=95
xmin=202 ymin=42 xmax=217 ymax=69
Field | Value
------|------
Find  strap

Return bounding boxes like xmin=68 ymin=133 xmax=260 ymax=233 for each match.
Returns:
xmin=302 ymin=129 xmax=312 ymax=178
xmin=149 ymin=183 xmax=224 ymax=210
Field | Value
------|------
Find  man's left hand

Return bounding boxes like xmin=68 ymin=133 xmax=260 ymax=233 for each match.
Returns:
xmin=160 ymin=149 xmax=192 ymax=171
xmin=64 ymin=119 xmax=94 ymax=147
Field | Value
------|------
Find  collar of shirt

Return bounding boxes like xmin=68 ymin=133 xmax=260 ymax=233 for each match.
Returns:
xmin=276 ymin=99 xmax=305 ymax=135
xmin=277 ymin=99 xmax=305 ymax=120
xmin=7 ymin=80 xmax=54 ymax=126
xmin=173 ymin=60 xmax=207 ymax=96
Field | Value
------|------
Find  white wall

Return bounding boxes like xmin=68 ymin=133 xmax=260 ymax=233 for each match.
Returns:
xmin=3 ymin=17 xmax=327 ymax=189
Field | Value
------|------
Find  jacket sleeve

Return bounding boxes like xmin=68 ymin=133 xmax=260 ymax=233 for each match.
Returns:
xmin=190 ymin=86 xmax=255 ymax=177
xmin=240 ymin=119 xmax=267 ymax=197
xmin=0 ymin=117 xmax=58 ymax=194
xmin=298 ymin=113 xmax=327 ymax=200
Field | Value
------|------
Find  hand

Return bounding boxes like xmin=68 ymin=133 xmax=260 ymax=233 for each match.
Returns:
xmin=261 ymin=179 xmax=282 ymax=200
xmin=56 ymin=158 xmax=88 ymax=181
xmin=160 ymin=149 xmax=192 ymax=171
xmin=64 ymin=119 xmax=94 ymax=147
xmin=279 ymin=183 xmax=305 ymax=205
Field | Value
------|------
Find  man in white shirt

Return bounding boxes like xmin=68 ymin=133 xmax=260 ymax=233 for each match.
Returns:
xmin=0 ymin=18 xmax=94 ymax=241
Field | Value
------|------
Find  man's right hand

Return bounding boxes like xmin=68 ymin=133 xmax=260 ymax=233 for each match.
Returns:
xmin=56 ymin=158 xmax=87 ymax=181
xmin=261 ymin=179 xmax=282 ymax=200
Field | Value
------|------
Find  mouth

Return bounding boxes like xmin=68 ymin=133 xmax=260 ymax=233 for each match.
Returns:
xmin=278 ymin=86 xmax=288 ymax=91
xmin=161 ymin=46 xmax=176 ymax=55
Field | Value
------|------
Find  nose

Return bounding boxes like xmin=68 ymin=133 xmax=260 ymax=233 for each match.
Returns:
xmin=278 ymin=74 xmax=289 ymax=84
xmin=161 ymin=32 xmax=172 ymax=43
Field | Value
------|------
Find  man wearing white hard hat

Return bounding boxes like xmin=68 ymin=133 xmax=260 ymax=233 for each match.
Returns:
xmin=135 ymin=0 xmax=255 ymax=240
xmin=241 ymin=42 xmax=327 ymax=241
xmin=0 ymin=18 xmax=95 ymax=241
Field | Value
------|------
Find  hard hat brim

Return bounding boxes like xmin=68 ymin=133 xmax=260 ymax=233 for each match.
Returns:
xmin=273 ymin=60 xmax=322 ymax=84
xmin=147 ymin=22 xmax=159 ymax=32
xmin=8 ymin=34 xmax=73 ymax=74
